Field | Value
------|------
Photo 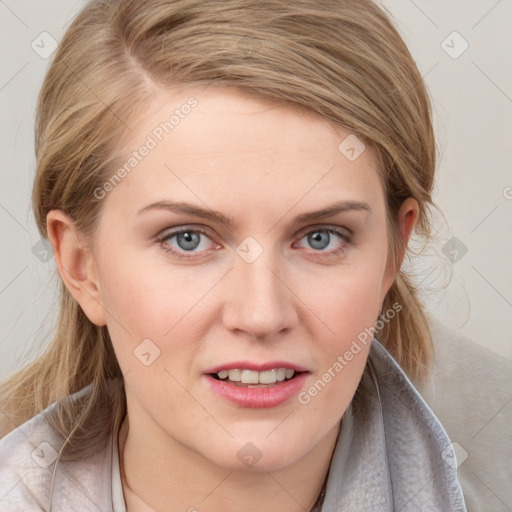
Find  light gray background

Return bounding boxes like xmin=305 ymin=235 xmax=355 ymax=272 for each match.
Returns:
xmin=0 ymin=0 xmax=511 ymax=381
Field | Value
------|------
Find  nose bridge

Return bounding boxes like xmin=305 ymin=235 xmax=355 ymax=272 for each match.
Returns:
xmin=223 ymin=243 xmax=296 ymax=338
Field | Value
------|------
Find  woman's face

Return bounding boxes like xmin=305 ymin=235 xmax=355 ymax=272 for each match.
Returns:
xmin=85 ymin=86 xmax=402 ymax=471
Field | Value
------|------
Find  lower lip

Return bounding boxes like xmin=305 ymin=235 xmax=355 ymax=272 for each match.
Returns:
xmin=204 ymin=373 xmax=309 ymax=408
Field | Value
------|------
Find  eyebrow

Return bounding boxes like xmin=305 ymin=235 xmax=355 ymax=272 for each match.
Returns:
xmin=137 ymin=199 xmax=372 ymax=228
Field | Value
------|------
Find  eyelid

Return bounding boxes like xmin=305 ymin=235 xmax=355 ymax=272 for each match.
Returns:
xmin=156 ymin=225 xmax=221 ymax=256
xmin=155 ymin=223 xmax=354 ymax=260
xmin=156 ymin=223 xmax=352 ymax=242
xmin=156 ymin=224 xmax=216 ymax=242
xmin=294 ymin=223 xmax=353 ymax=240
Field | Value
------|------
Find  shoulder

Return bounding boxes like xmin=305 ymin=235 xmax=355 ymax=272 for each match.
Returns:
xmin=0 ymin=397 xmax=65 ymax=510
xmin=345 ymin=338 xmax=467 ymax=511
xmin=416 ymin=318 xmax=512 ymax=511
xmin=0 ymin=385 xmax=115 ymax=511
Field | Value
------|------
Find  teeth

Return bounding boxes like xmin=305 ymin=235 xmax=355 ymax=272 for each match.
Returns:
xmin=216 ymin=367 xmax=296 ymax=384
xmin=258 ymin=369 xmax=277 ymax=384
xmin=227 ymin=369 xmax=241 ymax=382
xmin=241 ymin=370 xmax=259 ymax=384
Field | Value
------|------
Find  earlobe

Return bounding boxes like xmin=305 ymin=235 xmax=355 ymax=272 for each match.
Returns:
xmin=46 ymin=210 xmax=107 ymax=326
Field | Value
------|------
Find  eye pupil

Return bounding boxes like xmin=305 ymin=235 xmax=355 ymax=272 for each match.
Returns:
xmin=308 ymin=230 xmax=330 ymax=250
xmin=177 ymin=231 xmax=201 ymax=250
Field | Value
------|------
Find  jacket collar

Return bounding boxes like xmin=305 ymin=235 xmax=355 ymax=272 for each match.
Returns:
xmin=108 ymin=339 xmax=466 ymax=511
xmin=319 ymin=339 xmax=467 ymax=511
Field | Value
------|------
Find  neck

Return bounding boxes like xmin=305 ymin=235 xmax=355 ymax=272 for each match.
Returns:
xmin=118 ymin=416 xmax=339 ymax=512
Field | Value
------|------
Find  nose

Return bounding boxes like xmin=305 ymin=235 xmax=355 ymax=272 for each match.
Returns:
xmin=221 ymin=250 xmax=298 ymax=340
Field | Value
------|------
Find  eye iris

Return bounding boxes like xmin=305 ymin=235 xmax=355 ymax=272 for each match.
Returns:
xmin=177 ymin=231 xmax=200 ymax=250
xmin=308 ymin=230 xmax=330 ymax=250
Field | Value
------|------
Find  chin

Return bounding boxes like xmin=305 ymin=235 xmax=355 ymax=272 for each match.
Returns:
xmin=202 ymin=432 xmax=311 ymax=473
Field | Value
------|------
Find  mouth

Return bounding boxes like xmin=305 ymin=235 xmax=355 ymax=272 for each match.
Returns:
xmin=209 ymin=367 xmax=305 ymax=387
xmin=203 ymin=362 xmax=310 ymax=408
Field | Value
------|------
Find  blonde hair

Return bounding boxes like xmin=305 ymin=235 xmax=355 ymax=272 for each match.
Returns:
xmin=1 ymin=0 xmax=437 ymax=456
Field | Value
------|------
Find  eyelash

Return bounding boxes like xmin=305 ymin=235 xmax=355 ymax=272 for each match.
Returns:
xmin=156 ymin=226 xmax=354 ymax=261
xmin=156 ymin=227 xmax=217 ymax=260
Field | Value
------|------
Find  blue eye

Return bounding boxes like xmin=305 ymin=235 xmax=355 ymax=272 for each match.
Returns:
xmin=174 ymin=231 xmax=201 ymax=251
xmin=156 ymin=225 xmax=352 ymax=261
xmin=158 ymin=228 xmax=216 ymax=257
xmin=307 ymin=230 xmax=331 ymax=250
xmin=296 ymin=227 xmax=352 ymax=255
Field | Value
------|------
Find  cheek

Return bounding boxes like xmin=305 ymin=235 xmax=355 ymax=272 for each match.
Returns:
xmin=296 ymin=279 xmax=380 ymax=423
xmin=96 ymin=251 xmax=223 ymax=365
xmin=291 ymin=256 xmax=386 ymax=405
xmin=100 ymin=266 xmax=168 ymax=334
xmin=296 ymin=259 xmax=386 ymax=343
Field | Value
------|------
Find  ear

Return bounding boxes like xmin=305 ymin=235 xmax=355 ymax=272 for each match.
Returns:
xmin=380 ymin=197 xmax=419 ymax=299
xmin=46 ymin=210 xmax=107 ymax=326
xmin=395 ymin=197 xmax=419 ymax=265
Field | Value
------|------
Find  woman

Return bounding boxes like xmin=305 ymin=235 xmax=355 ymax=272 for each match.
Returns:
xmin=0 ymin=0 xmax=467 ymax=510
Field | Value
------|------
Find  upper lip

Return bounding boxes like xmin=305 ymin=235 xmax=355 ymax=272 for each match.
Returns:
xmin=204 ymin=360 xmax=309 ymax=374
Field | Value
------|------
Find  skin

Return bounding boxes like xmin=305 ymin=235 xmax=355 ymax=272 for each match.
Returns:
xmin=47 ymin=86 xmax=418 ymax=512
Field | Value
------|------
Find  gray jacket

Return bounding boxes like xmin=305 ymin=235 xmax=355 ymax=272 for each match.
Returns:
xmin=0 ymin=339 xmax=466 ymax=511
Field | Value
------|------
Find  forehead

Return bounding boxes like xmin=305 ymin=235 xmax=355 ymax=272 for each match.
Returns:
xmin=104 ymin=86 xmax=385 ymax=221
